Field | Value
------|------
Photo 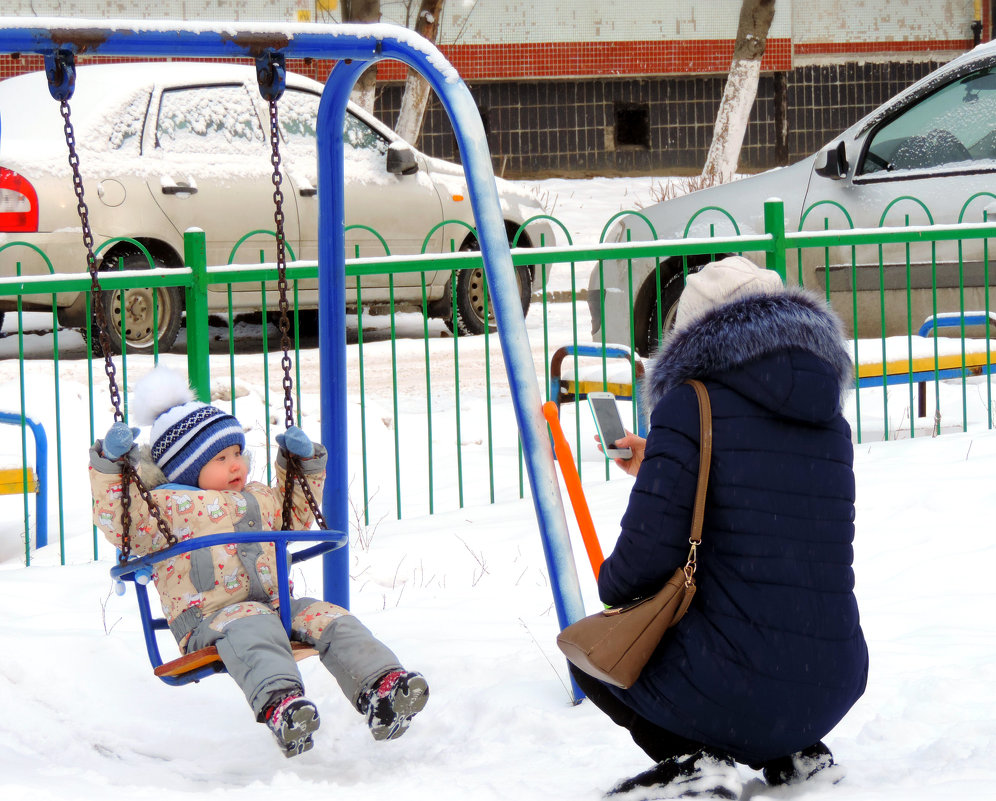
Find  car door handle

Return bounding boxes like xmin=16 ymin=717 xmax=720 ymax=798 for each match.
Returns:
xmin=162 ymin=183 xmax=198 ymax=195
xmin=299 ymin=187 xmax=317 ymax=197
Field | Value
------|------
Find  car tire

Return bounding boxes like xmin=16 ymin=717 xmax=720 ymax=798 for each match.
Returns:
xmin=94 ymin=253 xmax=183 ymax=355
xmin=639 ymin=257 xmax=716 ymax=356
xmin=267 ymin=309 xmax=320 ymax=339
xmin=445 ymin=228 xmax=532 ymax=336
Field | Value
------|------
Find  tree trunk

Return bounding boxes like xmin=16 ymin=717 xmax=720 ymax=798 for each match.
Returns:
xmin=700 ymin=0 xmax=776 ymax=185
xmin=342 ymin=0 xmax=382 ymax=113
xmin=395 ymin=0 xmax=445 ymax=145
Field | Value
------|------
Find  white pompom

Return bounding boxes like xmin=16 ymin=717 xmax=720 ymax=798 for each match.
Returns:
xmin=131 ymin=366 xmax=195 ymax=426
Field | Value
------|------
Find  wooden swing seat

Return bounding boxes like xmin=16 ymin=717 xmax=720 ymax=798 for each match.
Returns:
xmin=154 ymin=641 xmax=319 ymax=678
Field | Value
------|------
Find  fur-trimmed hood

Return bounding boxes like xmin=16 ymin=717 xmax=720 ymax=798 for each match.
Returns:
xmin=644 ymin=285 xmax=853 ymax=419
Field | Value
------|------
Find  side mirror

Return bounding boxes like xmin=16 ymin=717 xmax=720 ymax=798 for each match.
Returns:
xmin=386 ymin=143 xmax=419 ymax=176
xmin=814 ymin=141 xmax=848 ymax=179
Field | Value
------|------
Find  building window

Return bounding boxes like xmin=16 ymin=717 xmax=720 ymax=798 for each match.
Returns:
xmin=614 ymin=103 xmax=650 ymax=148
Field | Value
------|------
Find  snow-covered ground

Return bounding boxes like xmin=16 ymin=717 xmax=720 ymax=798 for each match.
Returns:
xmin=1 ymin=177 xmax=995 ymax=800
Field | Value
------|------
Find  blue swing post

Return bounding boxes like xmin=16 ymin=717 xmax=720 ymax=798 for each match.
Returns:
xmin=0 ymin=18 xmax=586 ymax=700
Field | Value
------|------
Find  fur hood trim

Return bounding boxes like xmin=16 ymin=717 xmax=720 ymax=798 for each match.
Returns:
xmin=643 ymin=285 xmax=853 ymax=410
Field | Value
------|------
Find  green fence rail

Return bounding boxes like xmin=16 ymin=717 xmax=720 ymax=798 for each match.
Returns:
xmin=2 ymin=199 xmax=995 ymax=566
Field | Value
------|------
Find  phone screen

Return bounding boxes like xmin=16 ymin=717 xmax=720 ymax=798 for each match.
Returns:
xmin=588 ymin=394 xmax=632 ymax=458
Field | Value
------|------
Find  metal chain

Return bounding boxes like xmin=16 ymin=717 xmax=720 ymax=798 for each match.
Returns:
xmin=117 ymin=463 xmax=181 ymax=562
xmin=265 ymin=91 xmax=327 ymax=531
xmin=281 ymin=455 xmax=329 ymax=532
xmin=59 ymin=95 xmax=177 ymax=562
xmin=60 ymin=100 xmax=121 ymax=420
xmin=267 ymin=97 xmax=295 ymax=431
xmin=119 ymin=463 xmax=134 ymax=561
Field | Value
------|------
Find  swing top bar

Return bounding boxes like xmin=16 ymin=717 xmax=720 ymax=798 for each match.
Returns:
xmin=0 ymin=18 xmax=457 ymax=71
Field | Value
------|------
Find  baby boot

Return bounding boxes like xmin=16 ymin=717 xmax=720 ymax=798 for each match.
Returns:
xmin=264 ymin=694 xmax=320 ymax=757
xmin=358 ymin=669 xmax=429 ymax=741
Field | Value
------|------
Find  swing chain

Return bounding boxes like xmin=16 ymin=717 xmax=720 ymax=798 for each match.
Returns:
xmin=119 ymin=464 xmax=133 ymax=560
xmin=118 ymin=462 xmax=179 ymax=563
xmin=268 ymin=97 xmax=295 ymax=430
xmin=281 ymin=455 xmax=329 ymax=532
xmin=50 ymin=53 xmax=177 ymax=563
xmin=58 ymin=98 xmax=123 ymax=420
xmin=116 ymin=453 xmax=177 ymax=563
xmin=258 ymin=53 xmax=328 ymax=532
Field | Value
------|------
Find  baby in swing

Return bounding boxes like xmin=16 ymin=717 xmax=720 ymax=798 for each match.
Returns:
xmin=89 ymin=365 xmax=428 ymax=757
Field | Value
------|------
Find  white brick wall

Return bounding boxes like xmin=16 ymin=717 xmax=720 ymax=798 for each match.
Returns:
xmin=0 ymin=0 xmax=981 ymax=46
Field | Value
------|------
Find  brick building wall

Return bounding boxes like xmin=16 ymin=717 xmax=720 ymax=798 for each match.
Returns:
xmin=0 ymin=1 xmax=991 ymax=176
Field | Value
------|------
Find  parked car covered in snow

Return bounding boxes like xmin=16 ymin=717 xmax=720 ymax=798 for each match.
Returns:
xmin=590 ymin=41 xmax=996 ymax=356
xmin=0 ymin=62 xmax=554 ymax=352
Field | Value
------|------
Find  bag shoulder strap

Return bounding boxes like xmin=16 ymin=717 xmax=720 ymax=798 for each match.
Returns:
xmin=684 ymin=380 xmax=712 ymax=547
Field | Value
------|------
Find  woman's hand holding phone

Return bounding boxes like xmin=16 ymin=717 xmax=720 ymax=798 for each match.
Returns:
xmin=595 ymin=431 xmax=646 ymax=476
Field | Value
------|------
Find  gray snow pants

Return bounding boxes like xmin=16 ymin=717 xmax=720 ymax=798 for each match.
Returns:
xmin=186 ymin=596 xmax=403 ymax=720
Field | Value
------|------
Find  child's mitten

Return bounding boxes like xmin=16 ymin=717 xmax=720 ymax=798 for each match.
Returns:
xmin=103 ymin=422 xmax=141 ymax=461
xmin=276 ymin=425 xmax=314 ymax=459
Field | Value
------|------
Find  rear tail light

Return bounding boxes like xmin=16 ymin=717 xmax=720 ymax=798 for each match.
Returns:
xmin=0 ymin=167 xmax=39 ymax=233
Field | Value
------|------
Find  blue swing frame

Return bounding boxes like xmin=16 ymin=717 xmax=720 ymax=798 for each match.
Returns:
xmin=0 ymin=17 xmax=587 ymax=701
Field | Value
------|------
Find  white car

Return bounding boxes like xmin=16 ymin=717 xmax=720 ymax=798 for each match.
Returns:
xmin=0 ymin=62 xmax=554 ymax=352
xmin=590 ymin=41 xmax=996 ymax=356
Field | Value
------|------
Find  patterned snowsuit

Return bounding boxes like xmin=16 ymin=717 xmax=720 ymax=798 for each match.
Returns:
xmin=90 ymin=441 xmax=401 ymax=719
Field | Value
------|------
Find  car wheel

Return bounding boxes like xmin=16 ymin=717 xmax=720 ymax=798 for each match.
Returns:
xmin=95 ymin=253 xmax=183 ymax=355
xmin=445 ymin=229 xmax=532 ymax=336
xmin=267 ymin=309 xmax=320 ymax=339
xmin=639 ymin=257 xmax=715 ymax=356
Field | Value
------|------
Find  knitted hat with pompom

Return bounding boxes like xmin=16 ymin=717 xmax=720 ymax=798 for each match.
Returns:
xmin=131 ymin=366 xmax=245 ymax=487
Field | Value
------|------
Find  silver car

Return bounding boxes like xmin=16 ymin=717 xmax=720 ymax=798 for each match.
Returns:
xmin=0 ymin=62 xmax=554 ymax=352
xmin=591 ymin=41 xmax=996 ymax=356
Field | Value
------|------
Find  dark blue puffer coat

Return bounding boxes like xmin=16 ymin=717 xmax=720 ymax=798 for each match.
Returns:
xmin=597 ymin=286 xmax=868 ymax=765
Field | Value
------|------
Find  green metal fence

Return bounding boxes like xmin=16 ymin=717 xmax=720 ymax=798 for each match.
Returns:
xmin=2 ymin=200 xmax=995 ymax=566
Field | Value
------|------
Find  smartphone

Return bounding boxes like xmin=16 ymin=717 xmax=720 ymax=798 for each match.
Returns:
xmin=587 ymin=392 xmax=633 ymax=460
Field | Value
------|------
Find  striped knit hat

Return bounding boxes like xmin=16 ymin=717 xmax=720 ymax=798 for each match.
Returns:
xmin=132 ymin=366 xmax=245 ymax=487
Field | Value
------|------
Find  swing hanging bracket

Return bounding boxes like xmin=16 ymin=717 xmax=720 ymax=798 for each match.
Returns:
xmin=255 ymin=49 xmax=286 ymax=102
xmin=43 ymin=48 xmax=76 ymax=101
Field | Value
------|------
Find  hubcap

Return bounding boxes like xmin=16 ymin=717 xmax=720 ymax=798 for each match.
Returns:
xmin=467 ymin=267 xmax=490 ymax=324
xmin=109 ymin=287 xmax=171 ymax=348
xmin=467 ymin=267 xmax=524 ymax=325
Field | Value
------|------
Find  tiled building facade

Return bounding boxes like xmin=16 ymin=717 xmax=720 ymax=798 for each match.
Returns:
xmin=1 ymin=1 xmax=992 ymax=176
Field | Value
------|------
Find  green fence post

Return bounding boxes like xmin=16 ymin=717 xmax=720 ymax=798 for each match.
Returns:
xmin=183 ymin=229 xmax=211 ymax=401
xmin=764 ymin=198 xmax=787 ymax=282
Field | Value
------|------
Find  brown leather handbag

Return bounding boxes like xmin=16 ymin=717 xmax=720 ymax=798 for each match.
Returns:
xmin=556 ymin=379 xmax=712 ymax=689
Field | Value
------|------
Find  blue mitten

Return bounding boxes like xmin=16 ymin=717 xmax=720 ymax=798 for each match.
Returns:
xmin=103 ymin=422 xmax=140 ymax=460
xmin=276 ymin=425 xmax=314 ymax=459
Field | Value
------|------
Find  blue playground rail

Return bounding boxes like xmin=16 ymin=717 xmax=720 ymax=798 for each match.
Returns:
xmin=0 ymin=410 xmax=48 ymax=551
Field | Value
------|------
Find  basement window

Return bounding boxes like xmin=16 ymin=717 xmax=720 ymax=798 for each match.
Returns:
xmin=614 ymin=103 xmax=650 ymax=148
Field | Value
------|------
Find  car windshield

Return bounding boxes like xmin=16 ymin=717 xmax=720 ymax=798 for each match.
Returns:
xmin=279 ymin=89 xmax=389 ymax=154
xmin=860 ymin=64 xmax=996 ymax=174
xmin=279 ymin=88 xmax=391 ymax=182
